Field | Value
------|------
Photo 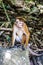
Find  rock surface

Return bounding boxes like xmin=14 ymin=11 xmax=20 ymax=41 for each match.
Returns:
xmin=0 ymin=47 xmax=30 ymax=65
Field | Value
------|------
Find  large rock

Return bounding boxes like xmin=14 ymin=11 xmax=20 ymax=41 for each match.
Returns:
xmin=0 ymin=47 xmax=30 ymax=65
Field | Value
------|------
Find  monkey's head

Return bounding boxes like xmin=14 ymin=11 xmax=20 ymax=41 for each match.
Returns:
xmin=15 ymin=17 xmax=26 ymax=28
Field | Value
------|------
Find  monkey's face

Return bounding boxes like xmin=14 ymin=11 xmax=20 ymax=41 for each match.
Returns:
xmin=16 ymin=19 xmax=24 ymax=28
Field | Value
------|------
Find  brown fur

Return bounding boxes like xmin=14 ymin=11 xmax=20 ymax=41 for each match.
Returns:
xmin=21 ymin=23 xmax=30 ymax=47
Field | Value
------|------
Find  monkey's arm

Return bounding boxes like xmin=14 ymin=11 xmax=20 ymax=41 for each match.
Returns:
xmin=12 ymin=26 xmax=16 ymax=47
xmin=25 ymin=32 xmax=30 ymax=47
xmin=23 ymin=24 xmax=30 ymax=47
xmin=21 ymin=23 xmax=30 ymax=47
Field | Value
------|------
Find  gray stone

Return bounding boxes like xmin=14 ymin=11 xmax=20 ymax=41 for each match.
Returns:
xmin=0 ymin=47 xmax=30 ymax=65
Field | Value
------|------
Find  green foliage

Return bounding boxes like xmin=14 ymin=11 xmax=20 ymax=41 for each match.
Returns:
xmin=0 ymin=0 xmax=2 ymax=3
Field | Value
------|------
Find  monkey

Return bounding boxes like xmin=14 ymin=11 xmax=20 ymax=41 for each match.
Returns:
xmin=12 ymin=17 xmax=30 ymax=48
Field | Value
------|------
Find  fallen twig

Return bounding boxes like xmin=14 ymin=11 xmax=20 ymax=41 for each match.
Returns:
xmin=0 ymin=27 xmax=12 ymax=31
